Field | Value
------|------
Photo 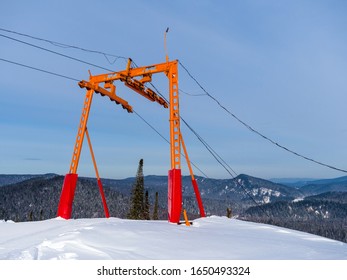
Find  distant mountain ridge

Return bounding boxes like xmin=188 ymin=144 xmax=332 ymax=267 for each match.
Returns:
xmin=271 ymin=175 xmax=347 ymax=191
xmin=0 ymin=173 xmax=303 ymax=219
xmin=0 ymin=173 xmax=56 ymax=187
xmin=1 ymin=173 xmax=346 ymax=243
xmin=101 ymin=173 xmax=305 ymax=215
xmin=270 ymin=178 xmax=317 ymax=188
xmin=299 ymin=176 xmax=347 ymax=195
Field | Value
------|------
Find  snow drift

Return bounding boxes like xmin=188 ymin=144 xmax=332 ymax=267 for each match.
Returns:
xmin=0 ymin=216 xmax=346 ymax=260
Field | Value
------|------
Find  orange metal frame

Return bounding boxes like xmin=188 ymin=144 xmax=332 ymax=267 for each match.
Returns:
xmin=57 ymin=59 xmax=205 ymax=222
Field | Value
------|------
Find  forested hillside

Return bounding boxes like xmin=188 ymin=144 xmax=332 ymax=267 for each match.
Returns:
xmin=240 ymin=193 xmax=347 ymax=242
xmin=0 ymin=175 xmax=134 ymax=221
xmin=1 ymin=173 xmax=346 ymax=243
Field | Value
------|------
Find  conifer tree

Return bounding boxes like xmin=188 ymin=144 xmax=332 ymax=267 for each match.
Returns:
xmin=127 ymin=159 xmax=145 ymax=220
xmin=227 ymin=207 xmax=232 ymax=218
xmin=144 ymin=190 xmax=150 ymax=220
xmin=153 ymin=191 xmax=159 ymax=220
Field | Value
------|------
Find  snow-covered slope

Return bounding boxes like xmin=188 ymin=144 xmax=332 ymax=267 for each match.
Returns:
xmin=0 ymin=216 xmax=346 ymax=260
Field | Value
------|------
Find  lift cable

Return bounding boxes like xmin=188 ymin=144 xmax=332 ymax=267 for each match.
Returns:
xmin=0 ymin=57 xmax=79 ymax=82
xmin=179 ymin=88 xmax=207 ymax=96
xmin=133 ymin=110 xmax=209 ymax=178
xmin=0 ymin=33 xmax=114 ymax=72
xmin=0 ymin=27 xmax=128 ymax=65
xmin=180 ymin=118 xmax=269 ymax=216
xmin=178 ymin=60 xmax=347 ymax=174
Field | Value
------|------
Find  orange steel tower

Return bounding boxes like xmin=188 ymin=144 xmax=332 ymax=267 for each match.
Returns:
xmin=57 ymin=58 xmax=205 ymax=223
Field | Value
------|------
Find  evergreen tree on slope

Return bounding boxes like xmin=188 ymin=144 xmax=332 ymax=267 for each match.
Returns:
xmin=127 ymin=159 xmax=145 ymax=220
xmin=144 ymin=190 xmax=150 ymax=220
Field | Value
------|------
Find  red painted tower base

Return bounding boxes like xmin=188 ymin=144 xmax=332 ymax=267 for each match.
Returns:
xmin=192 ymin=178 xmax=206 ymax=217
xmin=168 ymin=169 xmax=182 ymax=223
xmin=57 ymin=173 xmax=78 ymax=219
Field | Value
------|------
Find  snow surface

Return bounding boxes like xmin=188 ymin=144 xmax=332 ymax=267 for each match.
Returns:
xmin=0 ymin=216 xmax=346 ymax=260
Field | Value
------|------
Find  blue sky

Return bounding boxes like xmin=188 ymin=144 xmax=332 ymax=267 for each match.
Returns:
xmin=1 ymin=0 xmax=347 ymax=180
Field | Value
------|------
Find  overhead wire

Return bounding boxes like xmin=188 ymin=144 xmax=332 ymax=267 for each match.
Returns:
xmin=179 ymin=60 xmax=347 ymax=174
xmin=133 ymin=110 xmax=209 ymax=178
xmin=0 ymin=57 xmax=79 ymax=82
xmin=0 ymin=33 xmax=115 ymax=72
xmin=180 ymin=111 xmax=269 ymax=215
xmin=0 ymin=27 xmax=128 ymax=65
xmin=179 ymin=88 xmax=207 ymax=96
xmin=133 ymin=110 xmax=169 ymax=145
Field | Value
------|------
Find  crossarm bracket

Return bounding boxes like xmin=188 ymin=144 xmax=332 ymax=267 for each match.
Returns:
xmin=78 ymin=80 xmax=133 ymax=113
